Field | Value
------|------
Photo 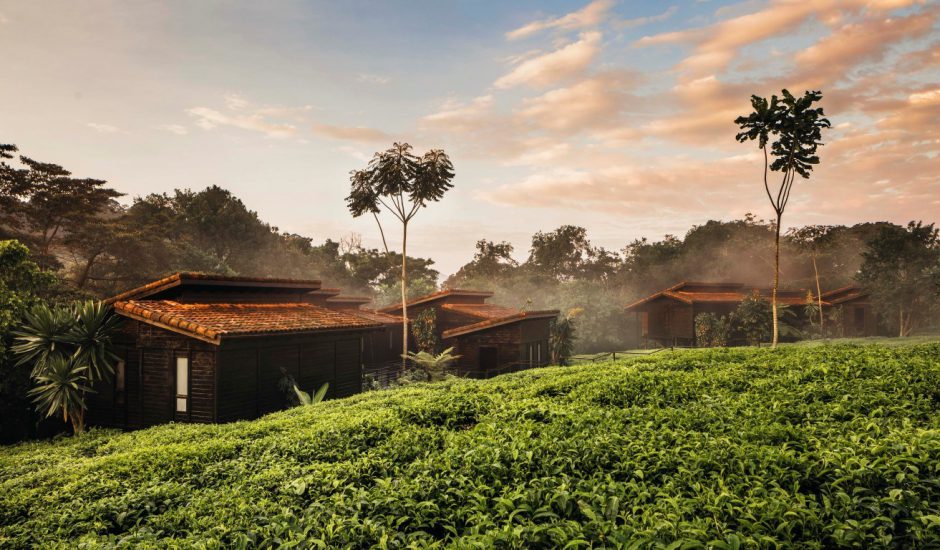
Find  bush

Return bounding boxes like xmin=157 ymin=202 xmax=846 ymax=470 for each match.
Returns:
xmin=694 ymin=312 xmax=731 ymax=347
xmin=1 ymin=344 xmax=939 ymax=547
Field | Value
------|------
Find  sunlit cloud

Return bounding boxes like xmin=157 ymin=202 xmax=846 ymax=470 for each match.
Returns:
xmin=314 ymin=124 xmax=391 ymax=143
xmin=506 ymin=0 xmax=613 ymax=40
xmin=495 ymin=31 xmax=602 ymax=89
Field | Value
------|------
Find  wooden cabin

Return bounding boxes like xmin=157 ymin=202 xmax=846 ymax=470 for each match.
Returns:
xmin=89 ymin=273 xmax=380 ymax=429
xmin=379 ymin=289 xmax=559 ymax=378
xmin=626 ymin=282 xmax=818 ymax=347
xmin=821 ymin=285 xmax=878 ymax=337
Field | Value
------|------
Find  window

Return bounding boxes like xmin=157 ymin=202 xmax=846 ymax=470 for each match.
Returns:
xmin=115 ymin=360 xmax=126 ymax=392
xmin=176 ymin=357 xmax=189 ymax=413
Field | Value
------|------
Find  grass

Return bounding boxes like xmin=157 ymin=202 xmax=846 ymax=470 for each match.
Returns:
xmin=2 ymin=343 xmax=940 ymax=547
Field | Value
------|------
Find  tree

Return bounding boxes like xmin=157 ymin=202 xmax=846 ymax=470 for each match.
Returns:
xmin=733 ymin=291 xmax=773 ymax=346
xmin=858 ymin=222 xmax=940 ymax=337
xmin=787 ymin=225 xmax=836 ymax=330
xmin=0 ymin=153 xmax=123 ymax=268
xmin=12 ymin=301 xmax=120 ymax=434
xmin=550 ymin=308 xmax=582 ymax=365
xmin=0 ymin=240 xmax=59 ymax=443
xmin=736 ymin=90 xmax=830 ymax=348
xmin=411 ymin=308 xmax=439 ymax=353
xmin=346 ymin=143 xmax=455 ymax=369
xmin=447 ymin=240 xmax=518 ymax=285
xmin=528 ymin=225 xmax=593 ymax=281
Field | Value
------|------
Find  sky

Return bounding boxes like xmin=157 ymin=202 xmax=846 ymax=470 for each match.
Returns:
xmin=1 ymin=0 xmax=939 ymax=277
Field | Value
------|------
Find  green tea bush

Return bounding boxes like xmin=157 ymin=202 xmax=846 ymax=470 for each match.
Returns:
xmin=2 ymin=344 xmax=940 ymax=547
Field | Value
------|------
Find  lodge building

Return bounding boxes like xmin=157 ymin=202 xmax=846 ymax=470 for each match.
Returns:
xmin=625 ymin=281 xmax=877 ymax=347
xmin=90 ymin=273 xmax=559 ymax=430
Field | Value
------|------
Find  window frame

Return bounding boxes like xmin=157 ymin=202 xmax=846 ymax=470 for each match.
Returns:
xmin=175 ymin=354 xmax=190 ymax=415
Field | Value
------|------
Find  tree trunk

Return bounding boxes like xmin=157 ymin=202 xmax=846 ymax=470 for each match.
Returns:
xmin=75 ymin=251 xmax=101 ymax=289
xmin=401 ymin=222 xmax=409 ymax=372
xmin=899 ymin=304 xmax=904 ymax=338
xmin=771 ymin=215 xmax=781 ymax=348
xmin=812 ymin=253 xmax=823 ymax=331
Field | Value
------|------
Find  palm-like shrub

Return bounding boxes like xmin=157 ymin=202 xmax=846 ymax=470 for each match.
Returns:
xmin=550 ymin=308 xmax=582 ymax=366
xmin=28 ymin=355 xmax=92 ymax=432
xmin=12 ymin=300 xmax=119 ymax=434
xmin=293 ymin=382 xmax=330 ymax=406
xmin=402 ymin=347 xmax=460 ymax=382
xmin=12 ymin=304 xmax=72 ymax=377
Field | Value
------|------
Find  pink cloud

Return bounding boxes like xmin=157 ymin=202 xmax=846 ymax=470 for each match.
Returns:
xmin=506 ymin=0 xmax=614 ymax=41
xmin=495 ymin=32 xmax=601 ymax=89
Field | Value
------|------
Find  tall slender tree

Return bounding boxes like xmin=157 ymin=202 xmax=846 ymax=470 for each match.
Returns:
xmin=735 ymin=90 xmax=830 ymax=348
xmin=346 ymin=143 xmax=455 ymax=369
xmin=787 ymin=225 xmax=835 ymax=330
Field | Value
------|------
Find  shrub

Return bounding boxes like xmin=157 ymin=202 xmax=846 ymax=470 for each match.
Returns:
xmin=1 ymin=343 xmax=939 ymax=547
xmin=694 ymin=312 xmax=731 ymax=347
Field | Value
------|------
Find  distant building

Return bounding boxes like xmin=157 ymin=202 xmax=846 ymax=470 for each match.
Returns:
xmin=93 ymin=273 xmax=380 ymax=429
xmin=379 ymin=289 xmax=559 ymax=378
xmin=625 ymin=281 xmax=879 ymax=347
xmin=821 ymin=286 xmax=877 ymax=337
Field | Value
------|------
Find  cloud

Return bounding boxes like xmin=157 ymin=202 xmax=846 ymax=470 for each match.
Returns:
xmin=422 ymin=95 xmax=497 ymax=133
xmin=635 ymin=0 xmax=924 ymax=77
xmin=357 ymin=73 xmax=391 ymax=85
xmin=187 ymin=107 xmax=297 ymax=138
xmin=517 ymin=72 xmax=632 ymax=132
xmin=86 ymin=122 xmax=119 ymax=133
xmin=186 ymin=95 xmax=311 ymax=139
xmin=494 ymin=31 xmax=601 ymax=89
xmin=314 ymin=124 xmax=391 ymax=143
xmin=506 ymin=0 xmax=614 ymax=40
xmin=157 ymin=124 xmax=189 ymax=135
xmin=617 ymin=6 xmax=678 ymax=30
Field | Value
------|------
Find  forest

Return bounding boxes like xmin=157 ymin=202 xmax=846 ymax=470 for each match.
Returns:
xmin=3 ymin=140 xmax=939 ymax=356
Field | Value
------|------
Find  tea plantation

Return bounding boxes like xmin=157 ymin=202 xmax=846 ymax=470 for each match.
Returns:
xmin=2 ymin=344 xmax=939 ymax=548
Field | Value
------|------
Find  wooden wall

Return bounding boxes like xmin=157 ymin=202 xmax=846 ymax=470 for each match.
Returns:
xmin=216 ymin=331 xmax=364 ymax=423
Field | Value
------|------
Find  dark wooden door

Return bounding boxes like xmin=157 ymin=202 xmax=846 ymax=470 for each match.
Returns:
xmin=141 ymin=349 xmax=173 ymax=426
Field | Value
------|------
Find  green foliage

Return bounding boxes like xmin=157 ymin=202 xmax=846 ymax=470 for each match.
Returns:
xmin=858 ymin=221 xmax=940 ymax=337
xmin=401 ymin=347 xmax=460 ymax=382
xmin=0 ymin=240 xmax=59 ymax=443
xmin=733 ymin=290 xmax=773 ymax=346
xmin=411 ymin=308 xmax=439 ymax=353
xmin=694 ymin=312 xmax=731 ymax=347
xmin=12 ymin=301 xmax=119 ymax=434
xmin=550 ymin=308 xmax=581 ymax=365
xmin=1 ymin=344 xmax=939 ymax=547
xmin=293 ymin=382 xmax=329 ymax=406
xmin=27 ymin=355 xmax=91 ymax=427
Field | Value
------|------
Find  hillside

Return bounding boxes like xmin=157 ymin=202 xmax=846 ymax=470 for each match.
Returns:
xmin=2 ymin=344 xmax=940 ymax=547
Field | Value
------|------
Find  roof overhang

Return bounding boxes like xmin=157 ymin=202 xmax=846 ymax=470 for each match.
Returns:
xmin=442 ymin=310 xmax=559 ymax=339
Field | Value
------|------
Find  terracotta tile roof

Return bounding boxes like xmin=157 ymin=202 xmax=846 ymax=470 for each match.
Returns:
xmin=114 ymin=300 xmax=379 ymax=344
xmin=378 ymin=288 xmax=494 ymax=313
xmin=626 ymin=281 xmax=824 ymax=311
xmin=108 ymin=272 xmax=323 ymax=303
xmin=343 ymin=309 xmax=403 ymax=325
xmin=442 ymin=303 xmax=522 ymax=319
xmin=442 ymin=310 xmax=559 ymax=339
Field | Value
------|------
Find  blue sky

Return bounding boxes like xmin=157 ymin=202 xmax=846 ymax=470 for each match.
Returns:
xmin=2 ymin=0 xmax=938 ymax=277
